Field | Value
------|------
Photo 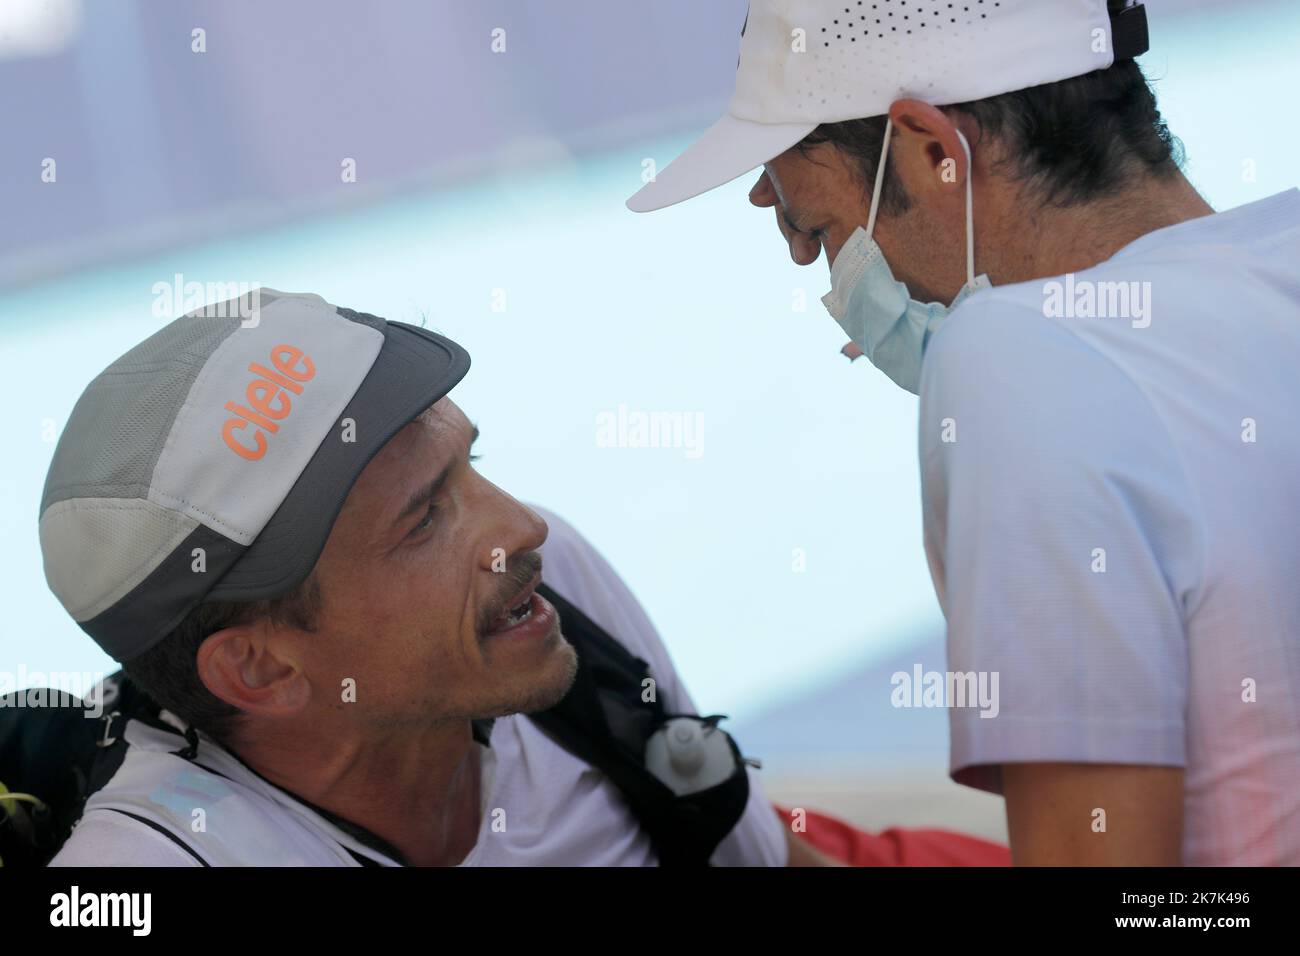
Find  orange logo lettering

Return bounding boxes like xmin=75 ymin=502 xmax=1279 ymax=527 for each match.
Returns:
xmin=221 ymin=343 xmax=315 ymax=460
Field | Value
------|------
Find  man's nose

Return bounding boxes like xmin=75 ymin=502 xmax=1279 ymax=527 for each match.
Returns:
xmin=479 ymin=487 xmax=548 ymax=570
xmin=514 ymin=501 xmax=549 ymax=556
xmin=749 ymin=171 xmax=777 ymax=207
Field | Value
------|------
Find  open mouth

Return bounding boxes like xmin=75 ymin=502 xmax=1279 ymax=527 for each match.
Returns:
xmin=484 ymin=572 xmax=548 ymax=637
xmin=503 ymin=593 xmax=535 ymax=627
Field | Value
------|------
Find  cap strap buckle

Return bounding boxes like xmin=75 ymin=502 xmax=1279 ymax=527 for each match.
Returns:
xmin=1111 ymin=3 xmax=1150 ymax=61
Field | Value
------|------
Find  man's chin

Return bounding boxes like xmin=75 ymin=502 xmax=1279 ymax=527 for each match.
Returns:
xmin=483 ymin=630 xmax=579 ymax=719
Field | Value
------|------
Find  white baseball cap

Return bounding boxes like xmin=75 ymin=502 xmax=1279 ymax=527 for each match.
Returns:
xmin=626 ymin=0 xmax=1150 ymax=213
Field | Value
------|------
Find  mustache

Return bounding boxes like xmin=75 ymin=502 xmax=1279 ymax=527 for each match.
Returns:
xmin=477 ymin=550 xmax=544 ymax=633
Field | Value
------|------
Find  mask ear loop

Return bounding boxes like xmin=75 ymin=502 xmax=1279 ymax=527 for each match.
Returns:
xmin=865 ymin=116 xmax=892 ymax=239
xmin=956 ymin=128 xmax=975 ymax=287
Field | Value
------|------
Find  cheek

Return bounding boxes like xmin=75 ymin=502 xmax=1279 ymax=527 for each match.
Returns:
xmin=824 ymin=230 xmax=849 ymax=270
xmin=356 ymin=542 xmax=480 ymax=651
xmin=893 ymin=217 xmax=963 ymax=293
xmin=825 ymin=206 xmax=873 ymax=267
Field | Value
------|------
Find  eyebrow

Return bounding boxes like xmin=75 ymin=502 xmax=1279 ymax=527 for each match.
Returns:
xmin=393 ymin=424 xmax=480 ymax=527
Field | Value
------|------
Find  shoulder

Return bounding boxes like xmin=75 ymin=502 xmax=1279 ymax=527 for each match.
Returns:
xmin=530 ymin=505 xmax=682 ymax=698
xmin=509 ymin=507 xmax=787 ymax=866
xmin=919 ymin=285 xmax=1175 ymax=469
xmin=531 ymin=505 xmax=625 ymax=602
xmin=918 ymin=281 xmax=1206 ymax=617
xmin=48 ymin=810 xmax=203 ymax=867
xmin=928 ymin=283 xmax=1061 ymax=352
xmin=924 ymin=284 xmax=1123 ymax=403
xmin=918 ymin=283 xmax=1204 ymax=590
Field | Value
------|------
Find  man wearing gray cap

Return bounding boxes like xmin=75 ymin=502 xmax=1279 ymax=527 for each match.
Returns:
xmin=628 ymin=0 xmax=1300 ymax=865
xmin=37 ymin=289 xmax=790 ymax=866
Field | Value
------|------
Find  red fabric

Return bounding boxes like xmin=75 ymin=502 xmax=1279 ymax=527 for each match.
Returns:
xmin=774 ymin=803 xmax=1011 ymax=866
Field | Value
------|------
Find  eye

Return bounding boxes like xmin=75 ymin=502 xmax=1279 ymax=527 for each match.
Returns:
xmin=411 ymin=502 xmax=438 ymax=535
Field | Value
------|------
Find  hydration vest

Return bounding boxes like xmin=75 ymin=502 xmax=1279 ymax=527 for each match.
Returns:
xmin=0 ymin=585 xmax=752 ymax=867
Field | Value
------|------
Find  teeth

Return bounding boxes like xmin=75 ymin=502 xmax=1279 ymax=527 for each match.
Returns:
xmin=505 ymin=599 xmax=533 ymax=626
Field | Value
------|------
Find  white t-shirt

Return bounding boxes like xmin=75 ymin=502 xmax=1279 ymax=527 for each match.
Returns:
xmin=49 ymin=506 xmax=788 ymax=867
xmin=919 ymin=189 xmax=1300 ymax=866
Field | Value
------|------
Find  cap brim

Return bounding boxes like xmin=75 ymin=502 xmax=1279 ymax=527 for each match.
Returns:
xmin=626 ymin=112 xmax=816 ymax=213
xmin=208 ymin=319 xmax=470 ymax=602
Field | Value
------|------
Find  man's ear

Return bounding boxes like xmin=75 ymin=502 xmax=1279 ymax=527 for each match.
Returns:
xmin=886 ymin=98 xmax=970 ymax=201
xmin=196 ymin=620 xmax=311 ymax=719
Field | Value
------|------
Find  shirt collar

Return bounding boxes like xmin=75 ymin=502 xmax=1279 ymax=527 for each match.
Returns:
xmin=185 ymin=715 xmax=497 ymax=867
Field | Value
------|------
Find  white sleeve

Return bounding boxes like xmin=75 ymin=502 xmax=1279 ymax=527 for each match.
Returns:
xmin=48 ymin=810 xmax=203 ymax=867
xmin=918 ymin=299 xmax=1204 ymax=794
xmin=533 ymin=506 xmax=789 ymax=866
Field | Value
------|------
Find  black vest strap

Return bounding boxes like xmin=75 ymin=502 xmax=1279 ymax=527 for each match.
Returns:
xmin=528 ymin=584 xmax=750 ymax=866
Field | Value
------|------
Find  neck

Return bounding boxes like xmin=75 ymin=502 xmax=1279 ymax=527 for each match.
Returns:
xmin=225 ymin=716 xmax=483 ymax=867
xmin=986 ymin=169 xmax=1215 ymax=285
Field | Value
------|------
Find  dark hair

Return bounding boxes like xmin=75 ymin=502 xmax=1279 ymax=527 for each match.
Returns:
xmin=122 ymin=575 xmax=322 ymax=745
xmin=796 ymin=2 xmax=1182 ymax=212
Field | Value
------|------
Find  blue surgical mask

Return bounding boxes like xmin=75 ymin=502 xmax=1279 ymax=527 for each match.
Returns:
xmin=821 ymin=121 xmax=991 ymax=394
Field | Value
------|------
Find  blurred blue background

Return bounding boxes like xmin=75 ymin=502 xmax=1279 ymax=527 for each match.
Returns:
xmin=2 ymin=0 xmax=1297 ymax=812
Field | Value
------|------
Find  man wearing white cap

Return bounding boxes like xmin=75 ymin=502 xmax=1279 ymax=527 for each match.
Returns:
xmin=629 ymin=0 xmax=1300 ymax=865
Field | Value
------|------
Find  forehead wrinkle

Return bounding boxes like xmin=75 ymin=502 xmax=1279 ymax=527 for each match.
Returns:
xmin=416 ymin=397 xmax=473 ymax=439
